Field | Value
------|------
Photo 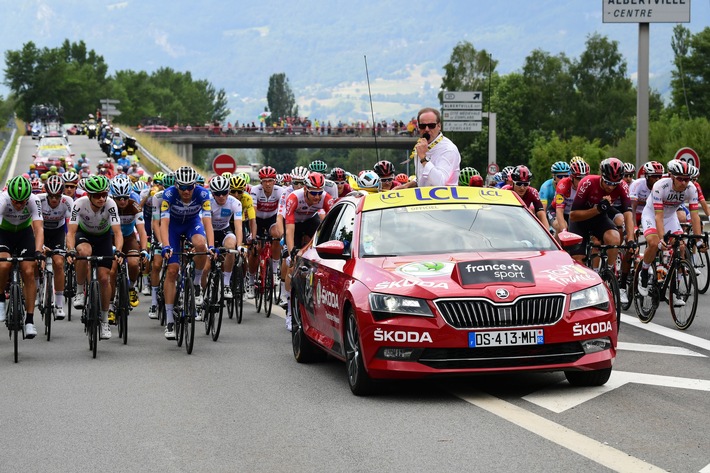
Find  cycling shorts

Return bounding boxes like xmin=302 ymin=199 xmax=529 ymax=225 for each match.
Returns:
xmin=0 ymin=226 xmax=36 ymax=257
xmin=76 ymin=229 xmax=114 ymax=269
xmin=256 ymin=215 xmax=277 ymax=239
xmin=167 ymin=217 xmax=206 ymax=264
xmin=568 ymin=214 xmax=618 ymax=257
xmin=294 ymin=215 xmax=321 ymax=250
xmin=44 ymin=227 xmax=66 ymax=250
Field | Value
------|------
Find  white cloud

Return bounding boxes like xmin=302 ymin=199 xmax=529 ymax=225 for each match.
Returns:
xmin=107 ymin=2 xmax=129 ymax=10
xmin=152 ymin=30 xmax=184 ymax=58
xmin=223 ymin=27 xmax=270 ymax=38
xmin=35 ymin=2 xmax=54 ymax=36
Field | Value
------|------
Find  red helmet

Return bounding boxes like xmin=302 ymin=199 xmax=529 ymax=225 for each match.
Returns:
xmin=570 ymin=161 xmax=590 ymax=177
xmin=282 ymin=173 xmax=292 ymax=184
xmin=469 ymin=175 xmax=484 ymax=187
xmin=330 ymin=167 xmax=346 ymax=181
xmin=395 ymin=173 xmax=409 ymax=184
xmin=599 ymin=157 xmax=624 ymax=184
xmin=667 ymin=159 xmax=691 ymax=176
xmin=511 ymin=165 xmax=532 ymax=183
xmin=258 ymin=166 xmax=277 ymax=180
xmin=305 ymin=171 xmax=325 ymax=190
xmin=642 ymin=161 xmax=664 ymax=177
xmin=373 ymin=160 xmax=395 ymax=177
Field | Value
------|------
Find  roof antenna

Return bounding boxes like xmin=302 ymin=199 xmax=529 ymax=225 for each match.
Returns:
xmin=364 ymin=55 xmax=380 ymax=161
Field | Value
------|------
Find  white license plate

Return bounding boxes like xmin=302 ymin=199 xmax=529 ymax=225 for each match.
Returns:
xmin=468 ymin=329 xmax=544 ymax=348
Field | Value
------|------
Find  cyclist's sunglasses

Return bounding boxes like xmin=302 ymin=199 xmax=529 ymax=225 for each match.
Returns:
xmin=602 ymin=178 xmax=620 ymax=187
xmin=335 ymin=181 xmax=346 ymax=185
xmin=10 ymin=198 xmax=29 ymax=205
xmin=554 ymin=174 xmax=569 ymax=179
xmin=178 ymin=184 xmax=195 ymax=191
xmin=47 ymin=193 xmax=63 ymax=199
xmin=514 ymin=181 xmax=530 ymax=187
xmin=64 ymin=184 xmax=77 ymax=189
xmin=380 ymin=178 xmax=394 ymax=183
xmin=115 ymin=195 xmax=130 ymax=201
xmin=623 ymin=173 xmax=634 ymax=178
xmin=292 ymin=180 xmax=305 ymax=187
xmin=674 ymin=176 xmax=690 ymax=183
xmin=308 ymin=190 xmax=323 ymax=197
xmin=213 ymin=190 xmax=229 ymax=197
xmin=90 ymin=192 xmax=109 ymax=199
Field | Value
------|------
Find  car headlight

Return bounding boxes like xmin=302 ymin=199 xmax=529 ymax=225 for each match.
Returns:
xmin=569 ymin=284 xmax=609 ymax=311
xmin=368 ymin=293 xmax=434 ymax=320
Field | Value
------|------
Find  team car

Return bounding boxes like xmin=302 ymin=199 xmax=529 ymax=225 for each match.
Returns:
xmin=289 ymin=186 xmax=618 ymax=395
xmin=32 ymin=144 xmax=74 ymax=173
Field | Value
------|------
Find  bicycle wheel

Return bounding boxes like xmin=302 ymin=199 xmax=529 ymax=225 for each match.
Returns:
xmin=633 ymin=260 xmax=659 ymax=323
xmin=184 ymin=278 xmax=196 ymax=354
xmin=203 ymin=273 xmax=213 ymax=335
xmin=233 ymin=261 xmax=244 ymax=324
xmin=44 ymin=271 xmax=54 ymax=341
xmin=211 ymin=276 xmax=223 ymax=341
xmin=175 ymin=287 xmax=184 ymax=347
xmin=264 ymin=262 xmax=274 ymax=318
xmin=600 ymin=269 xmax=621 ymax=333
xmin=11 ymin=284 xmax=22 ymax=363
xmin=254 ymin=264 xmax=263 ymax=313
xmin=89 ymin=281 xmax=101 ymax=359
xmin=117 ymin=273 xmax=129 ymax=345
xmin=64 ymin=264 xmax=76 ymax=322
xmin=689 ymin=248 xmax=710 ymax=294
xmin=669 ymin=259 xmax=698 ymax=330
xmin=275 ymin=261 xmax=282 ymax=302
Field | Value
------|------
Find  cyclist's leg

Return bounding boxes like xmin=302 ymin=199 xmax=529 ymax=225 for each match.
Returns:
xmin=221 ymin=231 xmax=237 ymax=288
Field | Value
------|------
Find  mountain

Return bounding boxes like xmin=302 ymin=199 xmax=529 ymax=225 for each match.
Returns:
xmin=1 ymin=0 xmax=707 ymax=124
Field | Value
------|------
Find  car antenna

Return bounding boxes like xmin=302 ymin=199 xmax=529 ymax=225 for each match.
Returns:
xmin=364 ymin=55 xmax=380 ymax=161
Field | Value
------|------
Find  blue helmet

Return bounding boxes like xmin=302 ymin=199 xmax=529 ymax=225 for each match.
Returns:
xmin=550 ymin=161 xmax=571 ymax=174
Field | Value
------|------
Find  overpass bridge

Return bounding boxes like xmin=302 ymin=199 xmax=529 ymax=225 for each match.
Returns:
xmin=143 ymin=129 xmax=416 ymax=162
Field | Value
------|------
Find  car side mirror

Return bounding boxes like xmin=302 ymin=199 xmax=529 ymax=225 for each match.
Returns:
xmin=557 ymin=230 xmax=583 ymax=247
xmin=315 ymin=240 xmax=349 ymax=259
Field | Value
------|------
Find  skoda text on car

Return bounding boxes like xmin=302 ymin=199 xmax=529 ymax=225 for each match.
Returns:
xmin=289 ymin=186 xmax=618 ymax=395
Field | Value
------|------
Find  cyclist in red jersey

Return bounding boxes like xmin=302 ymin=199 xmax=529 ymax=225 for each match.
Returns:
xmin=502 ymin=165 xmax=549 ymax=229
xmin=552 ymin=160 xmax=590 ymax=235
xmin=373 ymin=160 xmax=401 ymax=192
xmin=330 ymin=167 xmax=353 ymax=198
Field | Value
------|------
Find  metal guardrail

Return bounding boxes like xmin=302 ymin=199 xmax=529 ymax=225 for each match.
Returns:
xmin=117 ymin=130 xmax=172 ymax=174
xmin=0 ymin=119 xmax=18 ymax=179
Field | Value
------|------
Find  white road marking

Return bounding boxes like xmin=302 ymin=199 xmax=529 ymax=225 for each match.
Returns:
xmin=617 ymin=341 xmax=706 ymax=357
xmin=452 ymin=390 xmax=666 ymax=473
xmin=621 ymin=314 xmax=710 ymax=353
xmin=524 ymin=371 xmax=710 ymax=413
xmin=699 ymin=462 xmax=710 ymax=473
xmin=7 ymin=136 xmax=22 ymax=178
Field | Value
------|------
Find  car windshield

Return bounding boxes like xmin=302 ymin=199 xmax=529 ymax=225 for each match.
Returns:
xmin=359 ymin=204 xmax=557 ymax=257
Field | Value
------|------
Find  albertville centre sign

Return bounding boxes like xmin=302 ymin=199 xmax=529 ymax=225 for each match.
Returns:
xmin=603 ymin=0 xmax=690 ymax=23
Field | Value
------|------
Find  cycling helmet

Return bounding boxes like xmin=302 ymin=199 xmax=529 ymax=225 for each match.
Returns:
xmin=282 ymin=173 xmax=292 ymax=185
xmin=237 ymin=172 xmax=251 ymax=184
xmin=153 ymin=171 xmax=165 ymax=184
xmin=459 ymin=167 xmax=480 ymax=186
xmin=502 ymin=165 xmax=515 ymax=178
xmin=469 ymin=175 xmax=484 ymax=187
xmin=330 ymin=167 xmax=346 ymax=182
xmin=511 ymin=165 xmax=532 ymax=183
xmin=305 ymin=172 xmax=326 ymax=190
xmin=291 ymin=166 xmax=309 ymax=181
xmin=570 ymin=156 xmax=585 ymax=164
xmin=642 ymin=161 xmax=664 ymax=177
xmin=44 ymin=175 xmax=64 ymax=195
xmin=110 ymin=178 xmax=132 ymax=197
xmin=689 ymin=164 xmax=700 ymax=180
xmin=308 ymin=160 xmax=328 ymax=173
xmin=7 ymin=176 xmax=32 ymax=201
xmin=570 ymin=161 xmax=590 ymax=177
xmin=163 ymin=173 xmax=175 ymax=187
xmin=49 ymin=165 xmax=58 ymax=173
xmin=667 ymin=159 xmax=691 ymax=176
xmin=395 ymin=173 xmax=409 ymax=185
xmin=258 ymin=166 xmax=277 ymax=180
xmin=84 ymin=175 xmax=110 ymax=194
xmin=98 ymin=160 xmax=105 ymax=166
xmin=133 ymin=181 xmax=148 ymax=193
xmin=80 ymin=153 xmax=86 ymax=159
xmin=29 ymin=164 xmax=36 ymax=170
xmin=492 ymin=172 xmax=505 ymax=183
xmin=230 ymin=175 xmax=247 ymax=191
xmin=209 ymin=175 xmax=231 ymax=193
xmin=599 ymin=157 xmax=624 ymax=184
xmin=174 ymin=166 xmax=197 ymax=186
xmin=373 ymin=160 xmax=395 ymax=177
xmin=275 ymin=174 xmax=284 ymax=186
xmin=196 ymin=174 xmax=205 ymax=185
xmin=62 ymin=171 xmax=79 ymax=183
xmin=220 ymin=171 xmax=232 ymax=180
xmin=623 ymin=162 xmax=636 ymax=175
xmin=550 ymin=161 xmax=571 ymax=174
xmin=357 ymin=171 xmax=380 ymax=190
xmin=31 ymin=178 xmax=43 ymax=193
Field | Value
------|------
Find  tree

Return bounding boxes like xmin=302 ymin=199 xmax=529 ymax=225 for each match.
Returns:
xmin=670 ymin=26 xmax=710 ymax=119
xmin=266 ymin=73 xmax=296 ymax=124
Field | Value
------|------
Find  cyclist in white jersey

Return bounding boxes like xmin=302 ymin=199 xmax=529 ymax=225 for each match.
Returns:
xmin=275 ymin=167 xmax=307 ymax=305
xmin=205 ymin=176 xmax=243 ymax=298
xmin=38 ymin=175 xmax=74 ymax=320
xmin=629 ymin=161 xmax=664 ymax=226
xmin=146 ymin=174 xmax=171 ymax=319
xmin=637 ymin=160 xmax=705 ymax=298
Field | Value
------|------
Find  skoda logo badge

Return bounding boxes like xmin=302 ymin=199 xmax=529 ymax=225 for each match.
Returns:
xmin=495 ymin=288 xmax=509 ymax=299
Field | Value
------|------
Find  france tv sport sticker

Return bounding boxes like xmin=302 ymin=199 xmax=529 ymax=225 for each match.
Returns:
xmin=396 ymin=262 xmax=455 ymax=278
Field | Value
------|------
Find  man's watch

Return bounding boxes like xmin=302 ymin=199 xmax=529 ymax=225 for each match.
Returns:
xmin=419 ymin=155 xmax=430 ymax=164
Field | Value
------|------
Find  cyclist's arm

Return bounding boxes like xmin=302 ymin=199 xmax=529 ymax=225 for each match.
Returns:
xmin=202 ymin=214 xmax=214 ymax=248
xmin=234 ymin=218 xmax=243 ymax=247
xmin=286 ymin=222 xmax=295 ymax=254
xmin=32 ymin=219 xmax=44 ymax=253
xmin=535 ymin=209 xmax=550 ymax=231
xmin=112 ymin=224 xmax=124 ymax=253
xmin=136 ymin=222 xmax=148 ymax=251
xmin=66 ymin=223 xmax=78 ymax=251
xmin=623 ymin=210 xmax=635 ymax=242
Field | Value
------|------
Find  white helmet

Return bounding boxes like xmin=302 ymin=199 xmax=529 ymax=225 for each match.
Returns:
xmin=175 ymin=166 xmax=198 ymax=186
xmin=357 ymin=171 xmax=380 ymax=190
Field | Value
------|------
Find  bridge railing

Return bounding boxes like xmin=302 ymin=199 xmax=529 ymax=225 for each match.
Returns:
xmin=137 ymin=124 xmax=419 ymax=138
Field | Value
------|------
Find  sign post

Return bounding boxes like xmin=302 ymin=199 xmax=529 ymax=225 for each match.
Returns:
xmin=100 ymin=98 xmax=121 ymax=121
xmin=212 ymin=153 xmax=237 ymax=175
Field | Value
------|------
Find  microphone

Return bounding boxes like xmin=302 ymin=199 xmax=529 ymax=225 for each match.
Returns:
xmin=422 ymin=132 xmax=431 ymax=141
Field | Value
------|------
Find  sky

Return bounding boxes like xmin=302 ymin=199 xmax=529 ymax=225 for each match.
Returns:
xmin=1 ymin=0 xmax=709 ymax=124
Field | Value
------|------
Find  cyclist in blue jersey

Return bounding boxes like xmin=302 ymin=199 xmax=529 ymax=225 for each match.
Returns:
xmin=159 ymin=166 xmax=216 ymax=340
xmin=539 ymin=161 xmax=570 ymax=209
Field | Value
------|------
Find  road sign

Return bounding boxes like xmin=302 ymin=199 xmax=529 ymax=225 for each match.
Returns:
xmin=603 ymin=0 xmax=690 ymax=23
xmin=443 ymin=91 xmax=483 ymax=102
xmin=442 ymin=102 xmax=483 ymax=110
xmin=443 ymin=110 xmax=482 ymax=121
xmin=212 ymin=153 xmax=237 ymax=175
xmin=443 ymin=121 xmax=482 ymax=133
xmin=487 ymin=163 xmax=499 ymax=175
xmin=673 ymin=147 xmax=700 ymax=169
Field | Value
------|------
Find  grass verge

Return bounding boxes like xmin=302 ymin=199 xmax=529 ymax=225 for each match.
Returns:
xmin=121 ymin=125 xmax=209 ymax=175
xmin=0 ymin=118 xmax=25 ymax=183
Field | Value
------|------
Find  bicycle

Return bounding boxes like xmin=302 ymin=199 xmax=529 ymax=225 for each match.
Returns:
xmin=72 ymin=254 xmax=115 ymax=359
xmin=157 ymin=258 xmax=168 ymax=326
xmin=112 ymin=253 xmax=138 ymax=345
xmin=253 ymin=235 xmax=274 ymax=317
xmin=63 ymin=259 xmax=77 ymax=322
xmin=585 ymin=240 xmax=627 ymax=331
xmin=38 ymin=249 xmax=64 ymax=341
xmin=227 ymin=247 xmax=246 ymax=324
xmin=633 ymin=232 xmax=701 ymax=330
xmin=170 ymin=244 xmax=210 ymax=355
xmin=0 ymin=254 xmax=37 ymax=363
xmin=201 ymin=250 xmax=226 ymax=341
xmin=681 ymin=224 xmax=709 ymax=294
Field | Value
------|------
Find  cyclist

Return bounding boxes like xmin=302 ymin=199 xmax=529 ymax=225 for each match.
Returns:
xmin=330 ymin=167 xmax=352 ymax=198
xmin=622 ymin=163 xmax=635 ymax=187
xmin=139 ymin=171 xmax=164 ymax=295
xmin=66 ymin=175 xmax=123 ymax=340
xmin=373 ymin=160 xmax=401 ymax=192
xmin=358 ymin=171 xmax=381 ymax=193
xmin=459 ymin=167 xmax=480 ymax=187
xmin=569 ymin=158 xmax=635 ymax=269
xmin=62 ymin=170 xmax=84 ymax=200
xmin=247 ymin=166 xmax=285 ymax=300
xmin=689 ymin=165 xmax=710 ymax=218
xmin=159 ymin=166 xmax=215 ymax=340
xmin=553 ymin=160 xmax=590 ymax=235
xmin=147 ymin=173 xmax=174 ymax=319
xmin=0 ymin=176 xmax=45 ymax=338
xmin=395 ymin=173 xmax=409 ymax=186
xmin=502 ymin=165 xmax=550 ymax=229
xmin=630 ymin=161 xmax=665 ymax=226
xmin=309 ymin=160 xmax=338 ymax=198
xmin=637 ymin=160 xmax=706 ymax=298
xmin=539 ymin=161 xmax=570 ymax=209
xmin=206 ymin=175 xmax=243 ymax=298
xmin=37 ymin=175 xmax=73 ymax=320
xmin=282 ymin=172 xmax=335 ymax=330
xmin=109 ymin=178 xmax=149 ymax=319
xmin=275 ymin=167 xmax=309 ymax=303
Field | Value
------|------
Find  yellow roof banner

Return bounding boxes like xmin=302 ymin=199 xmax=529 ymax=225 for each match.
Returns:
xmin=361 ymin=186 xmax=522 ymax=211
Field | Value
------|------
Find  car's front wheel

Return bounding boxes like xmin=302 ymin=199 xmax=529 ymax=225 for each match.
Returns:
xmin=564 ymin=367 xmax=612 ymax=387
xmin=291 ymin=292 xmax=326 ymax=363
xmin=345 ymin=308 xmax=376 ymax=396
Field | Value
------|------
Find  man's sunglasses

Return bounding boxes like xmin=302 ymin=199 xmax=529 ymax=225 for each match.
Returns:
xmin=514 ymin=181 xmax=530 ymax=187
xmin=47 ymin=194 xmax=63 ymax=199
xmin=213 ymin=191 xmax=229 ymax=197
xmin=623 ymin=174 xmax=635 ymax=178
xmin=115 ymin=196 xmax=130 ymax=201
xmin=293 ymin=181 xmax=305 ymax=186
xmin=418 ymin=123 xmax=438 ymax=130
xmin=308 ymin=191 xmax=323 ymax=197
xmin=602 ymin=179 xmax=620 ymax=187
xmin=178 ymin=184 xmax=195 ymax=191
xmin=11 ymin=199 xmax=29 ymax=205
xmin=380 ymin=178 xmax=393 ymax=183
xmin=64 ymin=185 xmax=77 ymax=189
xmin=674 ymin=176 xmax=690 ymax=183
xmin=555 ymin=174 xmax=569 ymax=179
xmin=90 ymin=192 xmax=109 ymax=199
xmin=335 ymin=181 xmax=346 ymax=185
